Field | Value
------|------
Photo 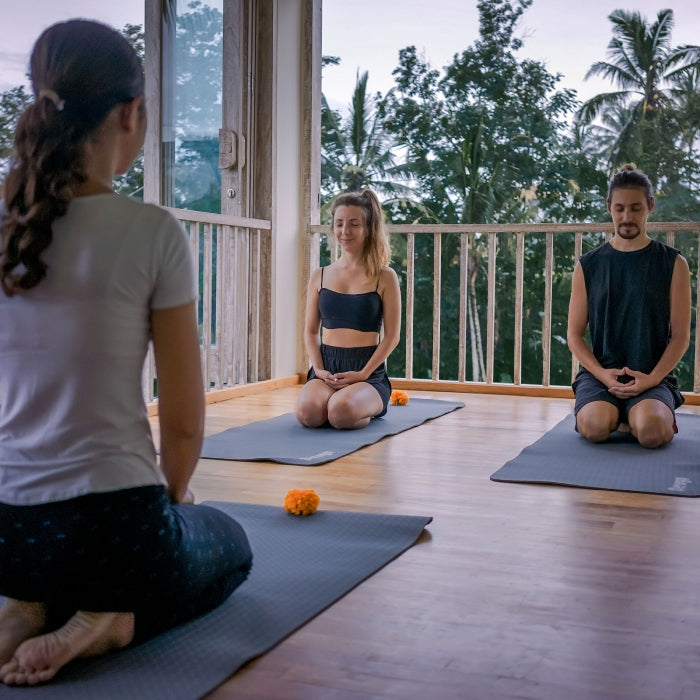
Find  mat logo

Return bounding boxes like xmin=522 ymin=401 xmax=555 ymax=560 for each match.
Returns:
xmin=667 ymin=476 xmax=692 ymax=492
xmin=299 ymin=451 xmax=335 ymax=461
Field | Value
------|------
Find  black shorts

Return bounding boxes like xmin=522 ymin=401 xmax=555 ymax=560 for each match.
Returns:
xmin=306 ymin=344 xmax=392 ymax=417
xmin=572 ymin=369 xmax=684 ymax=423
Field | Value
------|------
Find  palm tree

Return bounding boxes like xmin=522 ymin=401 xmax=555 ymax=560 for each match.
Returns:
xmin=575 ymin=8 xmax=700 ymax=187
xmin=668 ymin=67 xmax=700 ymax=157
xmin=578 ymin=103 xmax=642 ymax=170
xmin=321 ymin=70 xmax=416 ymax=217
xmin=576 ymin=9 xmax=700 ymax=127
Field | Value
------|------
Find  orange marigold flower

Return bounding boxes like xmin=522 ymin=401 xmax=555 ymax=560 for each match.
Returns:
xmin=390 ymin=390 xmax=409 ymax=405
xmin=284 ymin=489 xmax=320 ymax=516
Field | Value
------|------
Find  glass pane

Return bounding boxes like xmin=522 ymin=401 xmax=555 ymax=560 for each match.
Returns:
xmin=162 ymin=0 xmax=223 ymax=212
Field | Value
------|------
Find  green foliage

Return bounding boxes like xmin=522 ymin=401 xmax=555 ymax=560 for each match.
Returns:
xmin=112 ymin=23 xmax=146 ymax=199
xmin=376 ymin=0 xmax=598 ymax=380
xmin=164 ymin=2 xmax=223 ymax=212
xmin=576 ymin=8 xmax=700 ymax=219
xmin=320 ymin=68 xmax=417 ymax=220
xmin=383 ymin=0 xmax=586 ymax=226
xmin=0 ymin=85 xmax=32 ymax=175
xmin=121 ymin=23 xmax=145 ymax=64
xmin=1 ymin=26 xmax=146 ymax=194
xmin=321 ymin=0 xmax=700 ymax=387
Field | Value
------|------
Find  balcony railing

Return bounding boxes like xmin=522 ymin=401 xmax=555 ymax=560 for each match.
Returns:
xmin=141 ymin=212 xmax=700 ymax=404
xmin=309 ymin=221 xmax=700 ymax=399
xmin=142 ymin=208 xmax=272 ymax=402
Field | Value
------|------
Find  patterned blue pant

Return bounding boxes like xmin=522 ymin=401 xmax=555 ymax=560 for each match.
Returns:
xmin=0 ymin=486 xmax=252 ymax=642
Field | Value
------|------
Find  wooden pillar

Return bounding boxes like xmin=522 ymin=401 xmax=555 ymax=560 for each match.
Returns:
xmin=143 ymin=0 xmax=163 ymax=205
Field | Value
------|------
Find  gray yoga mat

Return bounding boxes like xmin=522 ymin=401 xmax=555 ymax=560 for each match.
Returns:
xmin=0 ymin=501 xmax=431 ymax=699
xmin=490 ymin=412 xmax=700 ymax=496
xmin=200 ymin=398 xmax=465 ymax=464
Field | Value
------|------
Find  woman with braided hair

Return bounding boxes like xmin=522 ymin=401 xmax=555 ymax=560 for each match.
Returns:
xmin=0 ymin=19 xmax=252 ymax=685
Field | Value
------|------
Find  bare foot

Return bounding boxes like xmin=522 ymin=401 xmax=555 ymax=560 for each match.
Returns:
xmin=0 ymin=600 xmax=48 ymax=668
xmin=0 ymin=610 xmax=134 ymax=686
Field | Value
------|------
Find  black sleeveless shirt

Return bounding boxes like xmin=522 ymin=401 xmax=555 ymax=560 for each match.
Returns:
xmin=580 ymin=239 xmax=679 ymax=375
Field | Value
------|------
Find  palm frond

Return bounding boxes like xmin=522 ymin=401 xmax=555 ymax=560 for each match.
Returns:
xmin=585 ymin=60 xmax=639 ymax=90
xmin=349 ymin=71 xmax=371 ymax=162
xmin=575 ymin=90 xmax=633 ymax=126
xmin=664 ymin=45 xmax=700 ymax=81
xmin=648 ymin=9 xmax=675 ymax=59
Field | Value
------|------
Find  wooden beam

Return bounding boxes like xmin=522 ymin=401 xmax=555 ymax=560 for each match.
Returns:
xmin=146 ymin=374 xmax=302 ymax=415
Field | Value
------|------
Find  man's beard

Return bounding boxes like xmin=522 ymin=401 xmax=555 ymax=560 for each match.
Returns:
xmin=616 ymin=223 xmax=641 ymax=239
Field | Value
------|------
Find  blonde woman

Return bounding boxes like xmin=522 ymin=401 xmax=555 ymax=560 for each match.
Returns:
xmin=296 ymin=189 xmax=401 ymax=429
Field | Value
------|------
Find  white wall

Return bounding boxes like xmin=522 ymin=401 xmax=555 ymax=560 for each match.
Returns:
xmin=271 ymin=0 xmax=303 ymax=377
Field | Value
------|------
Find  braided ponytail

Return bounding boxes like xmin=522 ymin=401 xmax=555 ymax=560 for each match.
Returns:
xmin=1 ymin=20 xmax=144 ymax=295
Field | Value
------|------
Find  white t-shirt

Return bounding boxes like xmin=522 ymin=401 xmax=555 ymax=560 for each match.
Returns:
xmin=0 ymin=194 xmax=196 ymax=505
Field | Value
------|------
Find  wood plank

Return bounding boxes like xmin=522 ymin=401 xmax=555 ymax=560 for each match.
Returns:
xmin=146 ymin=388 xmax=700 ymax=699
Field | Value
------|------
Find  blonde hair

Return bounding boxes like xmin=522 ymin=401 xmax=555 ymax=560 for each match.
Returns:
xmin=330 ymin=189 xmax=390 ymax=279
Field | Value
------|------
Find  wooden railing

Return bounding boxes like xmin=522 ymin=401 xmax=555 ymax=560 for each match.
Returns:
xmin=309 ymin=221 xmax=700 ymax=398
xmin=142 ymin=208 xmax=272 ymax=401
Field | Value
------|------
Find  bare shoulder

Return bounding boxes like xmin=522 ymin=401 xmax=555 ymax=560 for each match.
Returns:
xmin=308 ymin=266 xmax=324 ymax=291
xmin=671 ymin=254 xmax=690 ymax=295
xmin=380 ymin=266 xmax=399 ymax=284
xmin=674 ymin=254 xmax=690 ymax=273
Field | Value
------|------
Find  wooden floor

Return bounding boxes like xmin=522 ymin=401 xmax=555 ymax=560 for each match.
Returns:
xmin=153 ymin=388 xmax=700 ymax=700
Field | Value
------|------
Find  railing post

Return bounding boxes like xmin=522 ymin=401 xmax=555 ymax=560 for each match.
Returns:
xmin=695 ymin=234 xmax=700 ymax=394
xmin=542 ymin=232 xmax=554 ymax=387
xmin=432 ymin=233 xmax=442 ymax=381
xmin=405 ymin=233 xmax=415 ymax=379
xmin=486 ymin=233 xmax=497 ymax=384
xmin=514 ymin=232 xmax=524 ymax=385
xmin=571 ymin=232 xmax=583 ymax=384
xmin=201 ymin=223 xmax=213 ymax=390
xmin=458 ymin=232 xmax=469 ymax=382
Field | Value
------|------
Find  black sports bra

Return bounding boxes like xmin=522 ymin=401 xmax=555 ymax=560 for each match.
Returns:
xmin=318 ymin=267 xmax=383 ymax=333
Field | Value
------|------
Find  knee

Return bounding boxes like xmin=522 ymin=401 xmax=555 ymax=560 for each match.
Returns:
xmin=635 ymin=419 xmax=673 ymax=449
xmin=296 ymin=400 xmax=327 ymax=428
xmin=576 ymin=414 xmax=614 ymax=443
xmin=327 ymin=394 xmax=357 ymax=430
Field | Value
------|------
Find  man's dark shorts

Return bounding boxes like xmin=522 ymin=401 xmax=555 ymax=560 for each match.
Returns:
xmin=572 ymin=370 xmax=684 ymax=424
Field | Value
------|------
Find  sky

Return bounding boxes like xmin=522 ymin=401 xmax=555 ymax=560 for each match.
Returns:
xmin=0 ymin=1 xmax=145 ymax=92
xmin=1 ymin=0 xmax=699 ymax=109
xmin=322 ymin=0 xmax=700 ymax=112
